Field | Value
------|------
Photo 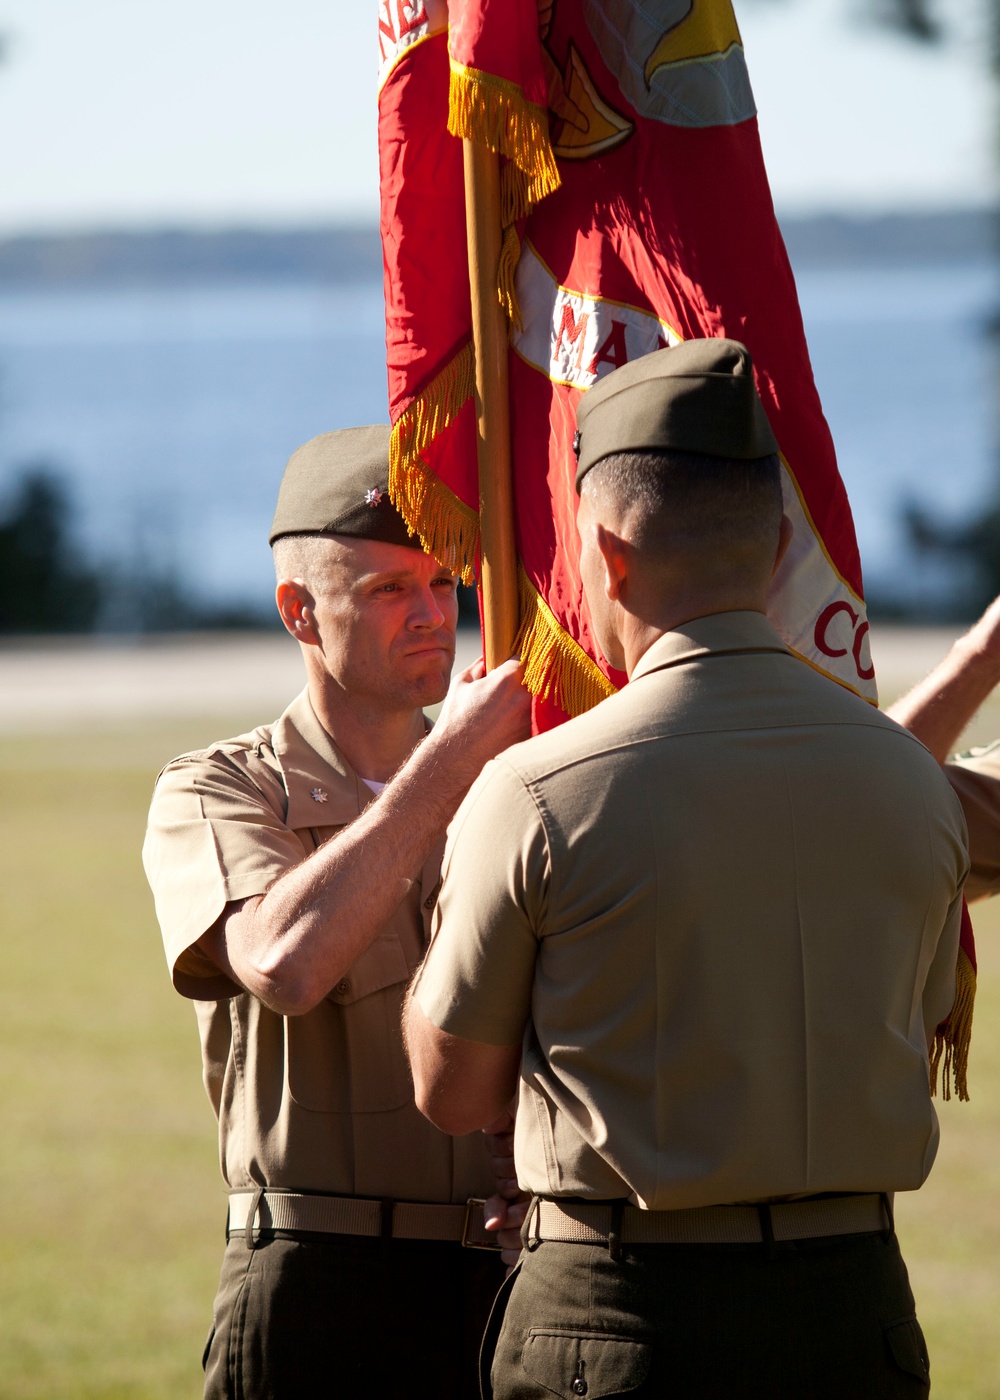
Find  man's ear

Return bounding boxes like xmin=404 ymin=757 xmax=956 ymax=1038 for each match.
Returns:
xmin=594 ymin=522 xmax=629 ymax=602
xmin=276 ymin=580 xmax=320 ymax=646
xmin=771 ymin=514 xmax=794 ymax=577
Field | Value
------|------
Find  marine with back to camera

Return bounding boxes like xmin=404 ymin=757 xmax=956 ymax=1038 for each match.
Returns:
xmin=406 ymin=340 xmax=970 ymax=1399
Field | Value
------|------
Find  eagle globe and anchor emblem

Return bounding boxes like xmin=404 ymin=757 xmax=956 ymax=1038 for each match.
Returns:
xmin=541 ymin=0 xmax=756 ymax=162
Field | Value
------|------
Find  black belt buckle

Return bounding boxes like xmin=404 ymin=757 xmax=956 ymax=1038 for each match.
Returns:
xmin=462 ymin=1197 xmax=502 ymax=1250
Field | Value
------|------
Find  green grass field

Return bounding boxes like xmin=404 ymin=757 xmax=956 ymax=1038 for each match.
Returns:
xmin=1 ymin=704 xmax=999 ymax=1398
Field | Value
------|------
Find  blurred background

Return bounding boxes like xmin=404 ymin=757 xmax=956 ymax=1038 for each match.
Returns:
xmin=1 ymin=0 xmax=1000 ymax=629
xmin=1 ymin=3 xmax=999 ymax=1398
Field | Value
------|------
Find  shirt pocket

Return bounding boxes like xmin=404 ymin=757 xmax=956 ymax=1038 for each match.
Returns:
xmin=520 ymin=1329 xmax=653 ymax=1398
xmin=285 ymin=935 xmax=412 ymax=1114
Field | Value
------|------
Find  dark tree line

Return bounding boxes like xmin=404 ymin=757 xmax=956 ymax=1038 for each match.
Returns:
xmin=0 ymin=463 xmax=480 ymax=635
xmin=0 ymin=470 xmax=101 ymax=632
xmin=0 ymin=466 xmax=271 ymax=634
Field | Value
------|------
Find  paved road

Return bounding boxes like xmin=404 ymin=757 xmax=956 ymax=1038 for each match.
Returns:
xmin=0 ymin=625 xmax=965 ymax=731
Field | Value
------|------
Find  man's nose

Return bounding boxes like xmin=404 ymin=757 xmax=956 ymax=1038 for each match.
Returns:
xmin=409 ymin=584 xmax=448 ymax=630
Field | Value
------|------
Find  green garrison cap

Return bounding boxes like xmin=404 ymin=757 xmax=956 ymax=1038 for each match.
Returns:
xmin=574 ymin=338 xmax=779 ymax=491
xmin=269 ymin=425 xmax=421 ymax=549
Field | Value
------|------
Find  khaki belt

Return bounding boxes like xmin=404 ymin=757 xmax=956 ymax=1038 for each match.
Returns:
xmin=228 ymin=1190 xmax=500 ymax=1249
xmin=528 ymin=1193 xmax=891 ymax=1248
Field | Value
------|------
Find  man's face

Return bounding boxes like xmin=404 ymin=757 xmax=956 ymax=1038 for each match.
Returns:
xmin=307 ymin=538 xmax=459 ymax=712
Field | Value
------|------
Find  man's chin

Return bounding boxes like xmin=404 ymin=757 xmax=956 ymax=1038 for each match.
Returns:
xmin=399 ymin=659 xmax=452 ymax=707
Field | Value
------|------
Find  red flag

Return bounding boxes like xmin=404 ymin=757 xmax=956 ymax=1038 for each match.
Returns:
xmin=379 ymin=0 xmax=876 ymax=728
xmin=379 ymin=1 xmax=479 ymax=582
xmin=377 ymin=0 xmax=974 ymax=1093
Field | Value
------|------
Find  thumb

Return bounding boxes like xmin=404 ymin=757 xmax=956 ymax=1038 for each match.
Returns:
xmin=483 ymin=1192 xmax=509 ymax=1231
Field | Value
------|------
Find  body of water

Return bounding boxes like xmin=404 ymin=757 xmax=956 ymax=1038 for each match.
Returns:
xmin=0 ymin=262 xmax=996 ymax=617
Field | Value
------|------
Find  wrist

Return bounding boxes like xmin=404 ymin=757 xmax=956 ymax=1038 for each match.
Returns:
xmin=954 ymin=630 xmax=1000 ymax=688
xmin=399 ymin=725 xmax=481 ymax=819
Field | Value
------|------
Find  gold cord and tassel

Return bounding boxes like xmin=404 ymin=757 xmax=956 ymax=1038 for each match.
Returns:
xmin=497 ymin=223 xmax=525 ymax=330
xmin=930 ymin=945 xmax=976 ymax=1102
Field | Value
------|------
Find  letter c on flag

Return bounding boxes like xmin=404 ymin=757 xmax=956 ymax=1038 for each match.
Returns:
xmin=814 ymin=602 xmax=875 ymax=682
xmin=852 ymin=621 xmax=875 ymax=682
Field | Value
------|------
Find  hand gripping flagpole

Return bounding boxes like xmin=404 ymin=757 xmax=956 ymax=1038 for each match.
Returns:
xmin=462 ymin=139 xmax=520 ymax=671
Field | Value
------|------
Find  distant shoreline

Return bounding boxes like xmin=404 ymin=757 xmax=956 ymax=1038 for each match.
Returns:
xmin=0 ymin=209 xmax=995 ymax=289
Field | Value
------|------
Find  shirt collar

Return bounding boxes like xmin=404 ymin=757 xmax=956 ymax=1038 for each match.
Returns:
xmin=629 ymin=610 xmax=790 ymax=683
xmin=271 ymin=689 xmax=370 ymax=829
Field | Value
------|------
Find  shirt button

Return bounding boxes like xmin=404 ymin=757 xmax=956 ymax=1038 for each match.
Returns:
xmin=336 ymin=980 xmax=351 ymax=995
xmin=571 ymin=1380 xmax=587 ymax=1396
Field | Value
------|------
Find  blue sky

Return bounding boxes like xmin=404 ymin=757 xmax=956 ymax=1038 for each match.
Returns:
xmin=0 ymin=0 xmax=993 ymax=232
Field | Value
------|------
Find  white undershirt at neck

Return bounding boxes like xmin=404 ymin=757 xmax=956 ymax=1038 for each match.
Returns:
xmin=361 ymin=778 xmax=386 ymax=796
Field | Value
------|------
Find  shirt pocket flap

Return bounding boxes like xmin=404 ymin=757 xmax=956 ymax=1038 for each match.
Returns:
xmin=522 ymin=1329 xmax=652 ymax=1398
xmin=326 ymin=935 xmax=410 ymax=1005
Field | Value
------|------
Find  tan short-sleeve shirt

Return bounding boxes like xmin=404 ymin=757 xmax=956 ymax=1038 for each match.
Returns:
xmin=946 ymin=742 xmax=1000 ymax=900
xmin=415 ymin=612 xmax=969 ymax=1210
xmin=143 ymin=690 xmax=492 ymax=1202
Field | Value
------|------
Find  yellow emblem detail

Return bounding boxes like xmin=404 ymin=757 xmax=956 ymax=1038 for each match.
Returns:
xmin=643 ymin=0 xmax=742 ymax=83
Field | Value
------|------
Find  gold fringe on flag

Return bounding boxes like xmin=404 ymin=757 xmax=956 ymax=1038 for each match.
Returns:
xmin=515 ymin=567 xmax=617 ymax=717
xmin=448 ymin=60 xmax=561 ymax=329
xmin=448 ymin=61 xmax=560 ymax=214
xmin=388 ymin=349 xmax=618 ymax=722
xmin=388 ymin=344 xmax=480 ymax=585
xmin=930 ymin=945 xmax=976 ymax=1102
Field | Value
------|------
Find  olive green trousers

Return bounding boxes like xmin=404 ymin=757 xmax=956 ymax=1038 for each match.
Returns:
xmin=203 ymin=1231 xmax=504 ymax=1400
xmin=485 ymin=1229 xmax=930 ymax=1399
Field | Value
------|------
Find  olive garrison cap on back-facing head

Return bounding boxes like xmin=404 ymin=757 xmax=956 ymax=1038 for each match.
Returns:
xmin=269 ymin=425 xmax=422 ymax=549
xmin=574 ymin=338 xmax=779 ymax=491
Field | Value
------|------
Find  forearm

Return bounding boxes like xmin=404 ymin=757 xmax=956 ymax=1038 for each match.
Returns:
xmin=228 ymin=730 xmax=481 ymax=1012
xmin=405 ymin=991 xmax=521 ymax=1135
xmin=203 ymin=657 xmax=531 ymax=1014
xmin=888 ymin=627 xmax=1000 ymax=762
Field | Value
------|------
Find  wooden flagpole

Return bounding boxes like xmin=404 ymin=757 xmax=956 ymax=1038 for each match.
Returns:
xmin=462 ymin=139 xmax=520 ymax=671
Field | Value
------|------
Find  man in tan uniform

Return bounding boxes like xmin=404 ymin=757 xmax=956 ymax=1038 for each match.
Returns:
xmin=143 ymin=427 xmax=530 ymax=1399
xmin=888 ymin=593 xmax=1000 ymax=899
xmin=405 ymin=342 xmax=968 ymax=1398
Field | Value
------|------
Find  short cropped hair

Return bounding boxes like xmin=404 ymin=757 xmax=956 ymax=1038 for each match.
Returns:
xmin=272 ymin=533 xmax=341 ymax=589
xmin=583 ymin=449 xmax=783 ymax=561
